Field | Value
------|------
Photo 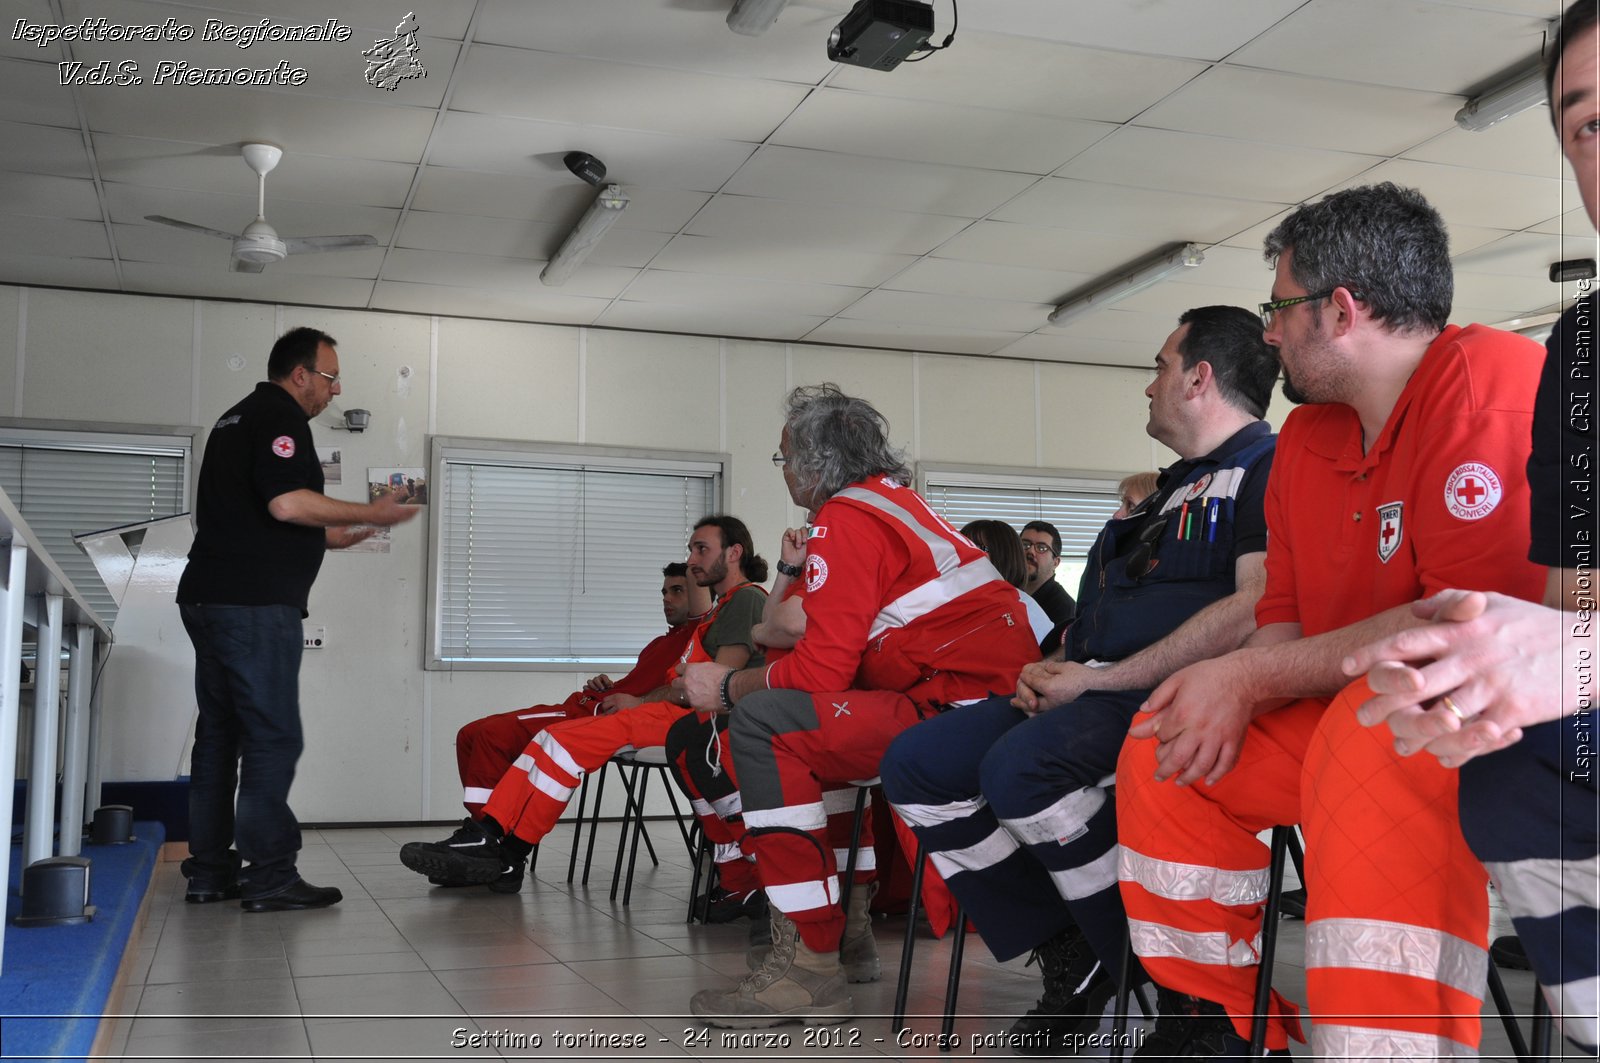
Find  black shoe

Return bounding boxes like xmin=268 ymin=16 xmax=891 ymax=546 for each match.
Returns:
xmin=241 ymin=878 xmax=343 ymax=913
xmin=486 ymin=852 xmax=527 ymax=894
xmin=705 ymin=886 xmax=766 ymax=924
xmin=1135 ymin=987 xmax=1284 ymax=1059
xmin=399 ymin=817 xmax=508 ymax=887
xmin=1009 ymin=925 xmax=1116 ymax=1055
xmin=185 ymin=882 xmax=241 ymax=904
xmin=1278 ymin=887 xmax=1306 ymax=920
xmin=1491 ymin=934 xmax=1532 ymax=971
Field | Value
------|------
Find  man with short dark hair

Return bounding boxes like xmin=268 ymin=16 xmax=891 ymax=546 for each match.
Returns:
xmin=451 ymin=562 xmax=710 ymax=815
xmin=178 ymin=326 xmax=419 ymax=912
xmin=1020 ymin=520 xmax=1075 ymax=655
xmin=1117 ymin=185 xmax=1546 ymax=1057
xmin=399 ymin=517 xmax=766 ymax=895
xmin=881 ymin=306 xmax=1279 ymax=1054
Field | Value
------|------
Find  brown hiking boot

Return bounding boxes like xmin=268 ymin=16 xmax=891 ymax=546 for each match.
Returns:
xmin=691 ymin=910 xmax=854 ymax=1029
xmin=839 ymin=881 xmax=881 ymax=983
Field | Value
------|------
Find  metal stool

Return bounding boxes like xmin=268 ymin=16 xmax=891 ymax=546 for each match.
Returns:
xmin=889 ymin=840 xmax=969 ymax=1051
xmin=565 ymin=747 xmax=695 ymax=905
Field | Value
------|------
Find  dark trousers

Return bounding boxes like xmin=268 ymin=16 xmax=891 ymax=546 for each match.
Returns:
xmin=180 ymin=602 xmax=305 ymax=898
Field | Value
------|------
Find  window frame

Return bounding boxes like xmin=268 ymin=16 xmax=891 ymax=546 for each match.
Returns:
xmin=425 ymin=435 xmax=726 ymax=672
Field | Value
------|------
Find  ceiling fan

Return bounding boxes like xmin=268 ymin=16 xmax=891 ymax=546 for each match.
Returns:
xmin=145 ymin=142 xmax=378 ymax=273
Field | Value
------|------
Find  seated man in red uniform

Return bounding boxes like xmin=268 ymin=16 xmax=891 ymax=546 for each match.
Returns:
xmin=682 ymin=384 xmax=1040 ymax=1029
xmin=398 ymin=516 xmax=767 ymax=894
xmin=452 ymin=562 xmax=710 ymax=815
xmin=1115 ymin=183 xmax=1547 ymax=1058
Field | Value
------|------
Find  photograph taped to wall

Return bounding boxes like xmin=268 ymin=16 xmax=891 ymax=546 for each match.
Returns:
xmin=318 ymin=445 xmax=341 ymax=484
xmin=369 ymin=466 xmax=427 ymax=506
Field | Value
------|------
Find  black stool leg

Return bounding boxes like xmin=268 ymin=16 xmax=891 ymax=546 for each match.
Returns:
xmin=566 ymin=772 xmax=591 ymax=884
xmin=1486 ymin=961 xmax=1531 ymax=1060
xmin=1112 ymin=931 xmax=1136 ymax=1062
xmin=1530 ymin=983 xmax=1553 ymax=1060
xmin=1249 ymin=826 xmax=1290 ymax=1057
xmin=611 ymin=760 xmax=644 ymax=901
xmin=892 ymin=844 xmax=927 ymax=1036
xmin=621 ymin=766 xmax=659 ymax=906
xmin=838 ymin=785 xmax=869 ymax=919
xmin=687 ymin=828 xmax=711 ymax=924
xmin=582 ymin=761 xmax=610 ymax=886
xmin=658 ymin=770 xmax=696 ymax=862
xmin=940 ymin=904 xmax=968 ymax=1052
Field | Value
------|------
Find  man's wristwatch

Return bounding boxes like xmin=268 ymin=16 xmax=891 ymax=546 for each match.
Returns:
xmin=775 ymin=559 xmax=803 ymax=578
xmin=719 ymin=668 xmax=738 ymax=712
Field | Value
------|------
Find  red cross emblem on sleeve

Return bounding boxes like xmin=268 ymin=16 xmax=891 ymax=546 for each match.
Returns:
xmin=271 ymin=435 xmax=296 ymax=458
xmin=1443 ymin=462 xmax=1502 ymax=521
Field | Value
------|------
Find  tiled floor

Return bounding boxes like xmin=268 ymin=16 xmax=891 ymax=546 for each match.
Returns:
xmin=99 ymin=822 xmax=1543 ymax=1061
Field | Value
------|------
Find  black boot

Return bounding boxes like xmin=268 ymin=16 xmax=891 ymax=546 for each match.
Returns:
xmin=1135 ymin=986 xmax=1288 ymax=1059
xmin=1008 ymin=925 xmax=1115 ymax=1055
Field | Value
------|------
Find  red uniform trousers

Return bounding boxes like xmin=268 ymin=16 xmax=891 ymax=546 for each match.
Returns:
xmin=1116 ymin=680 xmax=1489 ymax=1056
xmin=667 ymin=714 xmax=878 ymax=899
xmin=482 ymin=700 xmax=690 ymax=846
xmin=729 ymin=688 xmax=919 ymax=952
xmin=455 ymin=692 xmax=594 ymax=814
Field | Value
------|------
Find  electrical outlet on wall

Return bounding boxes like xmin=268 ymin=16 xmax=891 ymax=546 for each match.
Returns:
xmin=303 ymin=625 xmax=326 ymax=649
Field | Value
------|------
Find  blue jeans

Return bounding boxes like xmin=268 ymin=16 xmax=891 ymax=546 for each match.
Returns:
xmin=180 ymin=603 xmax=305 ymax=897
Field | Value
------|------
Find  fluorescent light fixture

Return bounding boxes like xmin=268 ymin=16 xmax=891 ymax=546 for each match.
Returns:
xmin=1455 ymin=63 xmax=1547 ymax=132
xmin=1047 ymin=243 xmax=1205 ymax=327
xmin=728 ymin=0 xmax=789 ymax=36
xmin=540 ymin=184 xmax=629 ymax=286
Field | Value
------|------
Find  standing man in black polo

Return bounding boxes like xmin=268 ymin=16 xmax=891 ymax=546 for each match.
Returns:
xmin=177 ymin=326 xmax=417 ymax=912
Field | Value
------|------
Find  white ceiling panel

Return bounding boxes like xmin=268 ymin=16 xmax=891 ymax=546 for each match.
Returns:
xmin=411 ymin=168 xmax=709 ymax=232
xmin=1135 ymin=67 xmax=1461 ymax=156
xmin=474 ymin=0 xmax=848 ymax=84
xmin=120 ymin=261 xmax=376 ymax=305
xmin=1530 ymin=205 xmax=1598 ymax=237
xmin=372 ymin=279 xmax=609 ymax=324
xmin=0 ymin=58 xmax=79 ymax=127
xmin=0 ymin=252 xmax=118 ymax=290
xmin=429 ymin=111 xmax=756 ymax=190
xmin=684 ymin=195 xmax=970 ymax=255
xmin=647 ymin=236 xmax=917 ymax=288
xmin=452 ymin=44 xmax=806 ymax=143
xmin=0 ymin=172 xmax=102 ymax=221
xmin=0 ymin=0 xmax=57 ymax=61
xmin=1115 ymin=280 xmax=1272 ymax=319
xmin=0 ymin=121 xmax=92 ymax=178
xmin=93 ymin=135 xmax=418 ymax=207
xmin=0 ymin=214 xmax=110 ymax=258
xmin=396 ymin=210 xmax=672 ymax=267
xmin=828 ymin=32 xmax=1208 ymax=121
xmin=622 ymin=270 xmax=865 ymax=317
xmin=382 ymin=247 xmax=636 ymax=298
xmin=1059 ymin=126 xmax=1381 ymax=203
xmin=1230 ymin=0 xmax=1549 ymax=94
xmin=933 ymin=221 xmax=1166 ymax=275
xmin=1452 ymin=270 xmax=1572 ymax=312
xmin=804 ymin=319 xmax=1023 ymax=356
xmin=1331 ymin=158 xmax=1571 ymax=232
xmin=992 ymin=179 xmax=1284 ymax=244
xmin=1403 ymin=107 xmax=1568 ymax=179
xmin=80 ymin=86 xmax=437 ymax=163
xmin=950 ymin=0 xmax=1308 ymax=61
xmin=997 ymin=332 xmax=1167 ymax=368
xmin=837 ymin=289 xmax=1053 ymax=334
xmin=1040 ymin=308 xmax=1185 ymax=348
xmin=724 ymin=146 xmax=1036 ymax=218
xmin=773 ymin=89 xmax=1114 ymax=174
xmin=596 ymin=301 xmax=828 ymax=342
xmin=1167 ymin=244 xmax=1278 ymax=292
xmin=882 ymin=258 xmax=1095 ymax=305
xmin=1453 ymin=230 xmax=1600 ymax=277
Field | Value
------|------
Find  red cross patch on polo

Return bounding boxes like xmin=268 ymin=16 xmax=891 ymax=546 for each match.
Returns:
xmin=1443 ymin=462 xmax=1502 ymax=521
xmin=1377 ymin=501 xmax=1404 ymax=563
xmin=271 ymin=435 xmax=296 ymax=458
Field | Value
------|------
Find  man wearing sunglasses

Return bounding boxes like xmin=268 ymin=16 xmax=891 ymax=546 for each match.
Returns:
xmin=880 ymin=305 xmax=1279 ymax=1055
xmin=1116 ymin=184 xmax=1546 ymax=1058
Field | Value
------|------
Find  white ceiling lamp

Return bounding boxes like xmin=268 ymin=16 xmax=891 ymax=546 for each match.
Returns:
xmin=727 ymin=0 xmax=789 ymax=36
xmin=1455 ymin=62 xmax=1547 ymax=132
xmin=541 ymin=152 xmax=629 ymax=287
xmin=1047 ymin=243 xmax=1205 ymax=327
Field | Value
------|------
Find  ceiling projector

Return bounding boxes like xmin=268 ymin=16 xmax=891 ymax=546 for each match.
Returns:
xmin=827 ymin=0 xmax=934 ymax=72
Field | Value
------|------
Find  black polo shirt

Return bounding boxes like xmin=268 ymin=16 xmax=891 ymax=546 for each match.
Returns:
xmin=177 ymin=382 xmax=326 ymax=613
xmin=1529 ymin=293 xmax=1598 ymax=569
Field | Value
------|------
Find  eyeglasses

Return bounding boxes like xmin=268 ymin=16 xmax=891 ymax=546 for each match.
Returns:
xmin=1021 ymin=540 xmax=1059 ymax=557
xmin=311 ymin=369 xmax=340 ymax=385
xmin=1258 ymin=288 xmax=1362 ymax=329
xmin=771 ymin=452 xmax=788 ymax=467
xmin=1124 ymin=514 xmax=1171 ymax=580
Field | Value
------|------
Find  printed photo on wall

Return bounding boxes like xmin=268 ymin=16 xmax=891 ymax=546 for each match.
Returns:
xmin=318 ymin=446 xmax=342 ymax=484
xmin=368 ymin=467 xmax=428 ymax=506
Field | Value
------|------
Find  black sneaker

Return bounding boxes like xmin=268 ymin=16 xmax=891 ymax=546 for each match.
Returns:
xmin=1009 ymin=925 xmax=1116 ymax=1055
xmin=705 ymin=886 xmax=767 ymax=924
xmin=1135 ymin=987 xmax=1286 ymax=1059
xmin=487 ymin=852 xmax=527 ymax=894
xmin=399 ymin=818 xmax=507 ymax=887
